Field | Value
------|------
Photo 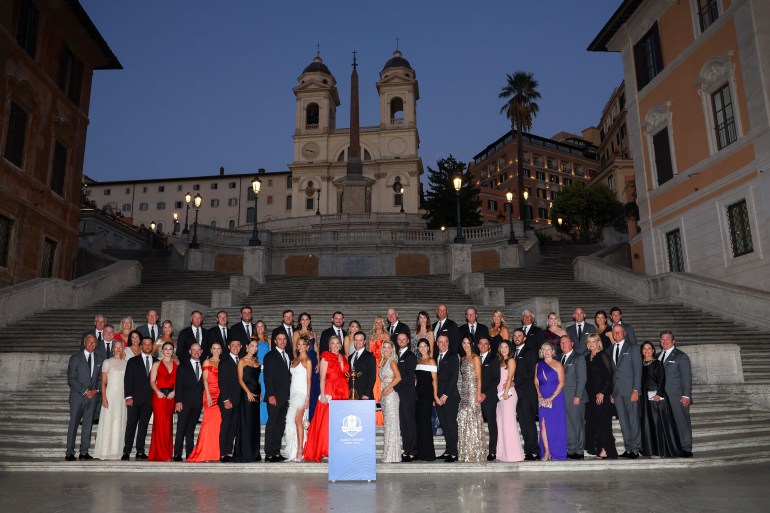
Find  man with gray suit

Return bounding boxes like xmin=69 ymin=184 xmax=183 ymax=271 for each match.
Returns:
xmin=607 ymin=324 xmax=642 ymax=458
xmin=566 ymin=307 xmax=596 ymax=356
xmin=66 ymin=335 xmax=104 ymax=461
xmin=610 ymin=307 xmax=637 ymax=347
xmin=560 ymin=336 xmax=587 ymax=459
xmin=659 ymin=330 xmax=693 ymax=457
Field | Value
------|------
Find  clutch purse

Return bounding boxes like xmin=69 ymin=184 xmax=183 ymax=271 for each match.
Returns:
xmin=302 ymin=409 xmax=310 ymax=431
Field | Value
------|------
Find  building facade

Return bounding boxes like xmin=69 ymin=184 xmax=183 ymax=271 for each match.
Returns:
xmin=469 ymin=129 xmax=599 ymax=225
xmin=0 ymin=0 xmax=120 ymax=288
xmin=590 ymin=0 xmax=770 ymax=291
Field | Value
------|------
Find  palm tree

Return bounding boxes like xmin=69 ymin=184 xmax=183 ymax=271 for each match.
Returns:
xmin=499 ymin=71 xmax=541 ymax=231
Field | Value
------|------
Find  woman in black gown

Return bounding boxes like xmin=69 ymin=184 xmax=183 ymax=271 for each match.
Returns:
xmin=640 ymin=341 xmax=682 ymax=457
xmin=415 ymin=339 xmax=437 ymax=461
xmin=584 ymin=334 xmax=617 ymax=459
xmin=594 ymin=311 xmax=613 ymax=350
xmin=235 ymin=339 xmax=262 ymax=462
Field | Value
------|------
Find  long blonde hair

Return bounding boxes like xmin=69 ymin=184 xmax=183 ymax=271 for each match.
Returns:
xmin=380 ymin=340 xmax=397 ymax=369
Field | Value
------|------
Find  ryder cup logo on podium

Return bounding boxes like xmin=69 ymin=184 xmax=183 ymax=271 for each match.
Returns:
xmin=329 ymin=400 xmax=376 ymax=481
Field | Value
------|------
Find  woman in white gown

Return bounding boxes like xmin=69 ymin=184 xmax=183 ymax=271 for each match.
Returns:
xmin=93 ymin=340 xmax=128 ymax=460
xmin=284 ymin=336 xmax=313 ymax=462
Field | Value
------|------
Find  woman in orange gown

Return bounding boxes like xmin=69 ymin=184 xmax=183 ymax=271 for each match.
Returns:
xmin=303 ymin=336 xmax=350 ymax=462
xmin=188 ymin=342 xmax=223 ymax=462
xmin=370 ymin=316 xmax=390 ymax=426
xmin=148 ymin=342 xmax=178 ymax=461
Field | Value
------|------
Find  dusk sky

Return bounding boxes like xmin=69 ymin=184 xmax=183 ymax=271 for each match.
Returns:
xmin=81 ymin=0 xmax=622 ymax=184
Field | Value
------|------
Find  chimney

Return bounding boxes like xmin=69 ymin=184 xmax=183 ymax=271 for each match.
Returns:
xmin=258 ymin=168 xmax=266 ymax=174
xmin=219 ymin=166 xmax=225 ymax=176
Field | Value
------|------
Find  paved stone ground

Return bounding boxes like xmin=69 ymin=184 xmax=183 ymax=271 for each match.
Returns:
xmin=1 ymin=463 xmax=768 ymax=513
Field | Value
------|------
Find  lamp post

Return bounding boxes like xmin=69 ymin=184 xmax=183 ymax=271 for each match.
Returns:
xmin=189 ymin=193 xmax=202 ymax=249
xmin=182 ymin=192 xmax=192 ymax=235
xmin=452 ymin=175 xmax=466 ymax=243
xmin=506 ymin=190 xmax=518 ymax=245
xmin=150 ymin=221 xmax=156 ymax=232
xmin=522 ymin=189 xmax=530 ymax=232
xmin=172 ymin=212 xmax=179 ymax=235
xmin=315 ymin=187 xmax=321 ymax=216
xmin=399 ymin=187 xmax=405 ymax=213
xmin=557 ymin=217 xmax=563 ymax=245
xmin=249 ymin=175 xmax=262 ymax=246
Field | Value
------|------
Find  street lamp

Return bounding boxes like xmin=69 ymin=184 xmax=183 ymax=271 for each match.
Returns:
xmin=522 ymin=189 xmax=530 ymax=232
xmin=172 ymin=212 xmax=179 ymax=235
xmin=452 ymin=175 xmax=465 ymax=243
xmin=557 ymin=217 xmax=563 ymax=245
xmin=182 ymin=192 xmax=192 ymax=235
xmin=505 ymin=190 xmax=518 ymax=245
xmin=189 ymin=193 xmax=202 ymax=249
xmin=249 ymin=175 xmax=262 ymax=246
xmin=150 ymin=221 xmax=156 ymax=232
xmin=399 ymin=187 xmax=405 ymax=213
xmin=315 ymin=187 xmax=321 ymax=216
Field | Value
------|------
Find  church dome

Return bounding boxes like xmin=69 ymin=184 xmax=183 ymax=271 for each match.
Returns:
xmin=382 ymin=49 xmax=413 ymax=71
xmin=303 ymin=54 xmax=333 ymax=75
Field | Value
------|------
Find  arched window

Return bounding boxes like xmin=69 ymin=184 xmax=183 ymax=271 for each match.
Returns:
xmin=390 ymin=97 xmax=404 ymax=123
xmin=210 ymin=220 xmax=217 ymax=227
xmin=306 ymin=103 xmax=319 ymax=128
xmin=337 ymin=149 xmax=346 ymax=162
xmin=286 ymin=194 xmax=293 ymax=210
xmin=364 ymin=149 xmax=372 ymax=161
xmin=228 ymin=219 xmax=235 ymax=229
xmin=156 ymin=223 xmax=163 ymax=233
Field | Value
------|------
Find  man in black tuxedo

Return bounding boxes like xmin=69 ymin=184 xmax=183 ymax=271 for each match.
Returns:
xmin=478 ymin=338 xmax=500 ymax=461
xmin=433 ymin=304 xmax=460 ymax=356
xmin=229 ymin=305 xmax=254 ymax=356
xmin=65 ymin=335 xmax=103 ymax=461
xmin=459 ymin=307 xmax=491 ymax=355
xmin=319 ymin=311 xmax=346 ymax=354
xmin=81 ymin=313 xmax=107 ymax=348
xmin=173 ymin=343 xmax=204 ymax=461
xmin=348 ymin=331 xmax=376 ymax=400
xmin=521 ymin=309 xmax=545 ymax=354
xmin=204 ymin=310 xmax=229 ymax=360
xmin=435 ymin=334 xmax=460 ymax=462
xmin=387 ymin=308 xmax=411 ymax=344
xmin=136 ymin=308 xmax=161 ymax=343
xmin=263 ymin=332 xmax=292 ymax=462
xmin=659 ymin=330 xmax=693 ymax=457
xmin=610 ymin=307 xmax=637 ymax=347
xmin=123 ymin=337 xmax=156 ymax=460
xmin=271 ymin=309 xmax=295 ymax=355
xmin=512 ymin=328 xmax=539 ymax=460
xmin=177 ymin=310 xmax=207 ymax=362
xmin=566 ymin=307 xmax=596 ymax=356
xmin=395 ymin=332 xmax=418 ymax=461
xmin=218 ymin=339 xmax=242 ymax=462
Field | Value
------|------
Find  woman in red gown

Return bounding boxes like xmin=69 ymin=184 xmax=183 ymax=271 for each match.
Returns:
xmin=187 ymin=342 xmax=223 ymax=462
xmin=148 ymin=342 xmax=178 ymax=461
xmin=304 ymin=336 xmax=350 ymax=462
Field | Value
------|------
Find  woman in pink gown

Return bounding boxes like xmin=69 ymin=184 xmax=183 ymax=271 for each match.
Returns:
xmin=188 ymin=342 xmax=223 ymax=462
xmin=148 ymin=342 xmax=178 ymax=461
xmin=495 ymin=341 xmax=525 ymax=462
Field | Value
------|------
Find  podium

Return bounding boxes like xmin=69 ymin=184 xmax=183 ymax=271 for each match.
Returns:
xmin=328 ymin=400 xmax=376 ymax=481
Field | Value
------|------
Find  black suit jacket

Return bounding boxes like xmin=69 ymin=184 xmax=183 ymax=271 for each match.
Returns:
xmin=271 ymin=325 xmax=295 ymax=355
xmin=459 ymin=323 xmax=491 ymax=353
xmin=513 ymin=344 xmax=537 ymax=396
xmin=263 ymin=348 xmax=291 ymax=404
xmin=177 ymin=326 xmax=207 ymax=361
xmin=124 ymin=354 xmax=157 ymax=405
xmin=522 ymin=325 xmax=545 ymax=354
xmin=204 ymin=325 xmax=229 ymax=358
xmin=436 ymin=352 xmax=460 ymax=401
xmin=348 ymin=349 xmax=376 ymax=400
xmin=174 ymin=358 xmax=204 ymax=409
xmin=480 ymin=352 xmax=500 ymax=405
xmin=229 ymin=321 xmax=254 ymax=345
xmin=388 ymin=321 xmax=411 ymax=345
xmin=432 ymin=318 xmax=460 ymax=356
xmin=319 ymin=326 xmax=347 ymax=354
xmin=218 ymin=354 xmax=241 ymax=407
xmin=395 ymin=348 xmax=417 ymax=400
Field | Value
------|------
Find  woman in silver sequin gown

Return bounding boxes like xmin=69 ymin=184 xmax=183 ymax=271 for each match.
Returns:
xmin=379 ymin=340 xmax=403 ymax=463
xmin=457 ymin=337 xmax=487 ymax=463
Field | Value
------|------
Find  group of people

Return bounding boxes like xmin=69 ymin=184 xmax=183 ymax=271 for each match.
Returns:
xmin=65 ymin=304 xmax=693 ymax=464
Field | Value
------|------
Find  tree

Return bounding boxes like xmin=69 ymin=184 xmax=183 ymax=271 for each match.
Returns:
xmin=499 ymin=71 xmax=541 ymax=228
xmin=422 ymin=155 xmax=481 ymax=229
xmin=550 ymin=184 xmax=624 ymax=242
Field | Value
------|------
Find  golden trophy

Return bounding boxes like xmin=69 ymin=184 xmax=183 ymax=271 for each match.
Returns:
xmin=346 ymin=369 xmax=363 ymax=400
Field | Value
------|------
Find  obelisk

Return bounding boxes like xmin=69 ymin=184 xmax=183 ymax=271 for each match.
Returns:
xmin=340 ymin=50 xmax=369 ymax=214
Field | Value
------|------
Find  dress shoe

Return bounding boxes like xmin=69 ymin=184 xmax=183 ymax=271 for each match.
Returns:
xmin=172 ymin=455 xmax=183 ymax=462
xmin=524 ymin=453 xmax=539 ymax=461
xmin=619 ymin=451 xmax=632 ymax=458
xmin=278 ymin=454 xmax=286 ymax=461
xmin=135 ymin=453 xmax=148 ymax=460
xmin=487 ymin=454 xmax=496 ymax=462
xmin=570 ymin=453 xmax=585 ymax=460
xmin=121 ymin=454 xmax=130 ymax=461
xmin=220 ymin=455 xmax=233 ymax=463
xmin=681 ymin=451 xmax=693 ymax=458
xmin=255 ymin=455 xmax=262 ymax=462
xmin=79 ymin=453 xmax=93 ymax=460
xmin=401 ymin=454 xmax=416 ymax=462
xmin=627 ymin=451 xmax=639 ymax=459
xmin=267 ymin=455 xmax=282 ymax=463
xmin=437 ymin=453 xmax=449 ymax=460
xmin=65 ymin=454 xmax=76 ymax=461
xmin=444 ymin=455 xmax=458 ymax=463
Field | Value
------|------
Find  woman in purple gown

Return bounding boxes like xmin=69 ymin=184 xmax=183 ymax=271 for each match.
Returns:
xmin=534 ymin=342 xmax=567 ymax=461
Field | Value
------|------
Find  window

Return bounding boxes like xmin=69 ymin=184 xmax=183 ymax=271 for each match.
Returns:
xmin=537 ymin=188 xmax=547 ymax=199
xmin=228 ymin=198 xmax=237 ymax=206
xmin=15 ymin=0 xmax=38 ymax=58
xmin=549 ymin=174 xmax=559 ymax=184
xmin=125 ymin=187 xmax=130 ymax=194
xmin=306 ymin=197 xmax=314 ymax=210
xmin=560 ymin=162 xmax=571 ymax=173
xmin=139 ymin=203 xmax=148 ymax=211
xmin=193 ymin=184 xmax=200 ymax=190
xmin=286 ymin=195 xmax=292 ymax=210
xmin=286 ymin=176 xmax=292 ymax=189
xmin=228 ymin=220 xmax=235 ymax=229
xmin=306 ymin=103 xmax=320 ymax=128
xmin=563 ymin=178 xmax=573 ymax=187
xmin=0 ymin=214 xmax=13 ymax=267
xmin=526 ymin=205 xmax=533 ymax=220
xmin=633 ymin=22 xmax=664 ymax=90
xmin=210 ymin=199 xmax=219 ymax=207
xmin=483 ymin=199 xmax=495 ymax=211
xmin=712 ymin=84 xmax=736 ymax=150
xmin=533 ymin=155 xmax=542 ymax=167
xmin=652 ymin=127 xmax=674 ymax=186
xmin=538 ymin=207 xmax=548 ymax=219
xmin=666 ymin=229 xmax=685 ymax=272
xmin=697 ymin=0 xmax=719 ymax=32
xmin=156 ymin=223 xmax=163 ymax=233
xmin=59 ymin=44 xmax=83 ymax=106
xmin=608 ymin=175 xmax=615 ymax=192
xmin=157 ymin=202 xmax=166 ymax=210
xmin=41 ymin=238 xmax=56 ymax=278
xmin=122 ymin=204 xmax=131 ymax=212
xmin=174 ymin=201 xmax=182 ymax=209
xmin=228 ymin=182 xmax=235 ymax=189
xmin=4 ymin=103 xmax=28 ymax=167
xmin=84 ymin=190 xmax=91 ymax=197
xmin=211 ymin=183 xmax=218 ymax=190
xmin=726 ymin=200 xmax=753 ymax=257
xmin=524 ymin=167 xmax=531 ymax=178
xmin=546 ymin=158 xmax=556 ymax=170
xmin=267 ymin=195 xmax=273 ymax=205
xmin=177 ymin=185 xmax=182 ymax=191
xmin=246 ymin=207 xmax=255 ymax=223
xmin=50 ymin=141 xmax=67 ymax=196
xmin=574 ymin=165 xmax=584 ymax=177
xmin=104 ymin=189 xmax=111 ymax=196
xmin=158 ymin=186 xmax=165 ymax=192
xmin=247 ymin=189 xmax=255 ymax=201
xmin=536 ymin=171 xmax=546 ymax=181
xmin=390 ymin=97 xmax=404 ymax=123
xmin=268 ymin=179 xmax=273 ymax=187
xmin=210 ymin=220 xmax=216 ymax=227
xmin=142 ymin=186 xmax=147 ymax=193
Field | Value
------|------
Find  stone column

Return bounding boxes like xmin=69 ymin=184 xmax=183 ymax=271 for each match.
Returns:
xmin=446 ymin=243 xmax=472 ymax=282
xmin=243 ymin=246 xmax=266 ymax=284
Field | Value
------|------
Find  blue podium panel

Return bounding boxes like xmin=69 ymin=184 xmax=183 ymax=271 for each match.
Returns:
xmin=328 ymin=400 xmax=376 ymax=481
